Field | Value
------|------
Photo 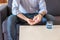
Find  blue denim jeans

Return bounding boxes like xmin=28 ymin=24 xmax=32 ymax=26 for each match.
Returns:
xmin=7 ymin=13 xmax=55 ymax=40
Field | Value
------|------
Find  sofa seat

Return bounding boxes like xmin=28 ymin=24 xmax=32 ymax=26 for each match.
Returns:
xmin=54 ymin=16 xmax=60 ymax=25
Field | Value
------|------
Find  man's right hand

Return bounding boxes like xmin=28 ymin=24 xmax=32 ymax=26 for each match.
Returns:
xmin=26 ymin=18 xmax=35 ymax=25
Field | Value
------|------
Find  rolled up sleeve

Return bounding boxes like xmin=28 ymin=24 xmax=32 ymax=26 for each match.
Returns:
xmin=38 ymin=0 xmax=47 ymax=14
xmin=12 ymin=0 xmax=21 ymax=15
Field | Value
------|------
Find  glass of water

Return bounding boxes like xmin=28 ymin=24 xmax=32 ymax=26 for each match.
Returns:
xmin=46 ymin=21 xmax=53 ymax=29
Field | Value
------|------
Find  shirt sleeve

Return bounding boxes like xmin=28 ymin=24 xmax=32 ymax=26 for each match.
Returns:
xmin=38 ymin=0 xmax=47 ymax=14
xmin=12 ymin=0 xmax=21 ymax=15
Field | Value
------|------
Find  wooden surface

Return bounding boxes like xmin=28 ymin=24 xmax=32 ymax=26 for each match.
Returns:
xmin=19 ymin=25 xmax=60 ymax=40
xmin=0 ymin=0 xmax=7 ymax=3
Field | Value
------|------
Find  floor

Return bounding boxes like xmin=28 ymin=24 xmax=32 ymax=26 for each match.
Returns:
xmin=19 ymin=25 xmax=60 ymax=40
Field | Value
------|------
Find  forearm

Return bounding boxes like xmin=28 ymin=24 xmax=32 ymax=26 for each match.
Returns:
xmin=17 ymin=13 xmax=28 ymax=21
xmin=39 ymin=11 xmax=47 ymax=17
xmin=39 ymin=0 xmax=47 ymax=17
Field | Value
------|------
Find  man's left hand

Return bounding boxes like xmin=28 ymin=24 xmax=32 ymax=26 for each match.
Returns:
xmin=33 ymin=14 xmax=43 ymax=25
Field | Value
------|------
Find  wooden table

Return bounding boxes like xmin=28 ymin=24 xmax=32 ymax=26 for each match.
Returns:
xmin=0 ymin=0 xmax=7 ymax=3
xmin=19 ymin=25 xmax=60 ymax=40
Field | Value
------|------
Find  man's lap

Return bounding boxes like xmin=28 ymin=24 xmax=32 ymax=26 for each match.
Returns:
xmin=7 ymin=13 xmax=47 ymax=25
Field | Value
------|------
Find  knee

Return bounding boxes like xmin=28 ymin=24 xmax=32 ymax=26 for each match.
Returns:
xmin=49 ymin=15 xmax=55 ymax=22
xmin=41 ymin=18 xmax=47 ymax=23
xmin=7 ymin=15 xmax=17 ymax=25
xmin=51 ymin=15 xmax=55 ymax=22
xmin=7 ymin=15 xmax=17 ymax=27
xmin=7 ymin=15 xmax=17 ymax=21
xmin=46 ymin=14 xmax=55 ymax=22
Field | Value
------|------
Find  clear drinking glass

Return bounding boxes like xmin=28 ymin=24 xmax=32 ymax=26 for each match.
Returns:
xmin=46 ymin=21 xmax=53 ymax=29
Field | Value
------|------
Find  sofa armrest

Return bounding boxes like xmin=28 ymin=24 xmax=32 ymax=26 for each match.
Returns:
xmin=0 ymin=4 xmax=8 ymax=23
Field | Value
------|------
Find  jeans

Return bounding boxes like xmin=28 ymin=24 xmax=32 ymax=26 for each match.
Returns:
xmin=7 ymin=13 xmax=55 ymax=40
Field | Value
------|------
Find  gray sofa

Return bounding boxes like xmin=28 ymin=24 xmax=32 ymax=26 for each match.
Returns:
xmin=0 ymin=5 xmax=8 ymax=40
xmin=1 ymin=0 xmax=60 ymax=40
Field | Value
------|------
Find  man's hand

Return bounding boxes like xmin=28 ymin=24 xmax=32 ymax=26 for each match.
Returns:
xmin=17 ymin=13 xmax=43 ymax=25
xmin=17 ymin=13 xmax=35 ymax=25
xmin=33 ymin=14 xmax=43 ymax=25
xmin=26 ymin=18 xmax=35 ymax=25
xmin=26 ymin=14 xmax=43 ymax=25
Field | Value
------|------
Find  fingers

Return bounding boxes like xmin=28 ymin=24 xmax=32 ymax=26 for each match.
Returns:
xmin=33 ymin=16 xmax=37 ymax=21
xmin=27 ymin=19 xmax=35 ymax=25
xmin=33 ymin=16 xmax=39 ymax=23
xmin=27 ymin=15 xmax=41 ymax=25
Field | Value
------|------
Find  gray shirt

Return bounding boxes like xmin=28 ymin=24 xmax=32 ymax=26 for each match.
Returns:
xmin=12 ymin=0 xmax=47 ymax=15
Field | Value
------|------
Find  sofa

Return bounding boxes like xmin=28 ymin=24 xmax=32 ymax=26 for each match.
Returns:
xmin=0 ymin=4 xmax=8 ymax=40
xmin=1 ymin=0 xmax=60 ymax=40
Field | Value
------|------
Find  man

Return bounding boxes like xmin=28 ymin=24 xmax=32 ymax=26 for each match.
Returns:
xmin=7 ymin=0 xmax=55 ymax=40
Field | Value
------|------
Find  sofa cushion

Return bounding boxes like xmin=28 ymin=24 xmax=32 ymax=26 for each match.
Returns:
xmin=54 ymin=16 xmax=60 ymax=25
xmin=46 ymin=0 xmax=60 ymax=16
xmin=8 ymin=0 xmax=12 ymax=9
xmin=7 ymin=0 xmax=12 ymax=16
